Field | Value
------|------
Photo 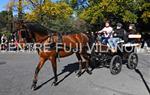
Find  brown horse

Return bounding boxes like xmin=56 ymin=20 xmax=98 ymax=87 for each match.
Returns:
xmin=14 ymin=21 xmax=92 ymax=90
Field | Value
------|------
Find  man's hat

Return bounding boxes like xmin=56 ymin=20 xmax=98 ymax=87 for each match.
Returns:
xmin=117 ymin=23 xmax=123 ymax=27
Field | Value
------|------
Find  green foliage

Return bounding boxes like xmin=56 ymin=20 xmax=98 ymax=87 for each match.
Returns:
xmin=4 ymin=0 xmax=149 ymax=33
xmin=25 ymin=1 xmax=73 ymax=32
xmin=122 ymin=10 xmax=138 ymax=23
xmin=0 ymin=10 xmax=13 ymax=34
xmin=0 ymin=11 xmax=8 ymax=29
xmin=141 ymin=2 xmax=150 ymax=23
xmin=25 ymin=1 xmax=73 ymax=21
xmin=78 ymin=0 xmax=149 ymax=24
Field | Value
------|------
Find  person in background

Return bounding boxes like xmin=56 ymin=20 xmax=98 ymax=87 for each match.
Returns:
xmin=98 ymin=21 xmax=114 ymax=45
xmin=1 ymin=34 xmax=7 ymax=43
xmin=128 ymin=24 xmax=137 ymax=34
xmin=128 ymin=24 xmax=142 ymax=44
xmin=1 ymin=34 xmax=8 ymax=50
xmin=0 ymin=33 xmax=2 ymax=43
xmin=141 ymin=32 xmax=150 ymax=48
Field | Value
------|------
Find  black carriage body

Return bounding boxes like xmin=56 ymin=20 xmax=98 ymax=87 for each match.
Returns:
xmin=90 ymin=42 xmax=138 ymax=75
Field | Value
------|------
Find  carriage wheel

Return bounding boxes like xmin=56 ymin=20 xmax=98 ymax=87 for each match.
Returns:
xmin=110 ymin=55 xmax=122 ymax=75
xmin=127 ymin=53 xmax=138 ymax=70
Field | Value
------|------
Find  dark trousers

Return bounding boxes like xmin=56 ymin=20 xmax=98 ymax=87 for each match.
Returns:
xmin=141 ymin=39 xmax=150 ymax=48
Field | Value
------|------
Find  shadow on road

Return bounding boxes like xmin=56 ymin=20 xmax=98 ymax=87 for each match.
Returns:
xmin=135 ymin=69 xmax=150 ymax=94
xmin=34 ymin=62 xmax=83 ymax=91
xmin=33 ymin=63 xmax=150 ymax=93
xmin=0 ymin=61 xmax=6 ymax=65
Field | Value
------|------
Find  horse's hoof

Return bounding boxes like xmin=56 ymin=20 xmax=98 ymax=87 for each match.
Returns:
xmin=77 ymin=71 xmax=82 ymax=77
xmin=31 ymin=80 xmax=37 ymax=91
xmin=86 ymin=69 xmax=92 ymax=75
xmin=31 ymin=84 xmax=36 ymax=91
xmin=86 ymin=69 xmax=92 ymax=74
xmin=52 ymin=81 xmax=58 ymax=86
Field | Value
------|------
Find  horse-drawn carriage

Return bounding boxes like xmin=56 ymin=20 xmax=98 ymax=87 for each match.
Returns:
xmin=14 ymin=21 xmax=142 ymax=90
xmin=89 ymin=33 xmax=141 ymax=75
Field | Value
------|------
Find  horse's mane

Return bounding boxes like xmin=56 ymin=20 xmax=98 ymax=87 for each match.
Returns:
xmin=24 ymin=22 xmax=55 ymax=36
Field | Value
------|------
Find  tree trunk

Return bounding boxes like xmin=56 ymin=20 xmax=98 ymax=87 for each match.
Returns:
xmin=18 ymin=0 xmax=22 ymax=20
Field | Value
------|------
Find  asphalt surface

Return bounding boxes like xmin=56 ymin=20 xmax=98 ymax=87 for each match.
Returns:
xmin=0 ymin=52 xmax=150 ymax=95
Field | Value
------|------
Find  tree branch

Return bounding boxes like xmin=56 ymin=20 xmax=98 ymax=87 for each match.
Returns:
xmin=28 ymin=0 xmax=37 ymax=8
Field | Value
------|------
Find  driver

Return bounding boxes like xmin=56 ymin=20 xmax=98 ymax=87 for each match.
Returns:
xmin=97 ymin=21 xmax=114 ymax=45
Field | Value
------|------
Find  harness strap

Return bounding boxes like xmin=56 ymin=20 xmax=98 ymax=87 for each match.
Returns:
xmin=36 ymin=36 xmax=50 ymax=43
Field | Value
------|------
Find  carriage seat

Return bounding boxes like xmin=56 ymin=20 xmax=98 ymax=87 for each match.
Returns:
xmin=121 ymin=34 xmax=142 ymax=47
xmin=122 ymin=43 xmax=141 ymax=47
xmin=128 ymin=34 xmax=141 ymax=43
xmin=128 ymin=34 xmax=141 ymax=39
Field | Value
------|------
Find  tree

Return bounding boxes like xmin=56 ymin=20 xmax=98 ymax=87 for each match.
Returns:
xmin=78 ymin=0 xmax=150 ymax=25
xmin=141 ymin=2 xmax=150 ymax=23
xmin=0 ymin=11 xmax=12 ymax=37
xmin=25 ymin=0 xmax=73 ymax=32
xmin=0 ymin=11 xmax=8 ymax=29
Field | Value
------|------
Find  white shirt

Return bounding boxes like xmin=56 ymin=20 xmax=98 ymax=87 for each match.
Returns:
xmin=98 ymin=26 xmax=114 ymax=37
xmin=1 ymin=36 xmax=7 ymax=44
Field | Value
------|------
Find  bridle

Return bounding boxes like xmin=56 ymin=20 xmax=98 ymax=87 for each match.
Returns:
xmin=15 ymin=21 xmax=56 ymax=51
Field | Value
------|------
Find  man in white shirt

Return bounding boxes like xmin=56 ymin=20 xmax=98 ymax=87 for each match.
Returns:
xmin=1 ymin=34 xmax=8 ymax=50
xmin=1 ymin=34 xmax=7 ymax=44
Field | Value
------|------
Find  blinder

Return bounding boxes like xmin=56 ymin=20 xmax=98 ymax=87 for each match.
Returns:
xmin=19 ymin=28 xmax=32 ymax=43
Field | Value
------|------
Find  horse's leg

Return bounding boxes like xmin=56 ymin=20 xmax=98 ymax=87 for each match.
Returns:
xmin=49 ymin=57 xmax=58 ymax=86
xmin=76 ymin=53 xmax=82 ymax=77
xmin=31 ymin=58 xmax=46 ymax=90
xmin=81 ymin=48 xmax=92 ymax=75
xmin=83 ymin=55 xmax=92 ymax=75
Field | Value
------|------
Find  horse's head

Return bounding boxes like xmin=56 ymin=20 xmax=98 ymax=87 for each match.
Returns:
xmin=14 ymin=20 xmax=33 ymax=43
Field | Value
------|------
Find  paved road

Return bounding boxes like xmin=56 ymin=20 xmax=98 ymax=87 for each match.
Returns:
xmin=0 ymin=52 xmax=150 ymax=95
